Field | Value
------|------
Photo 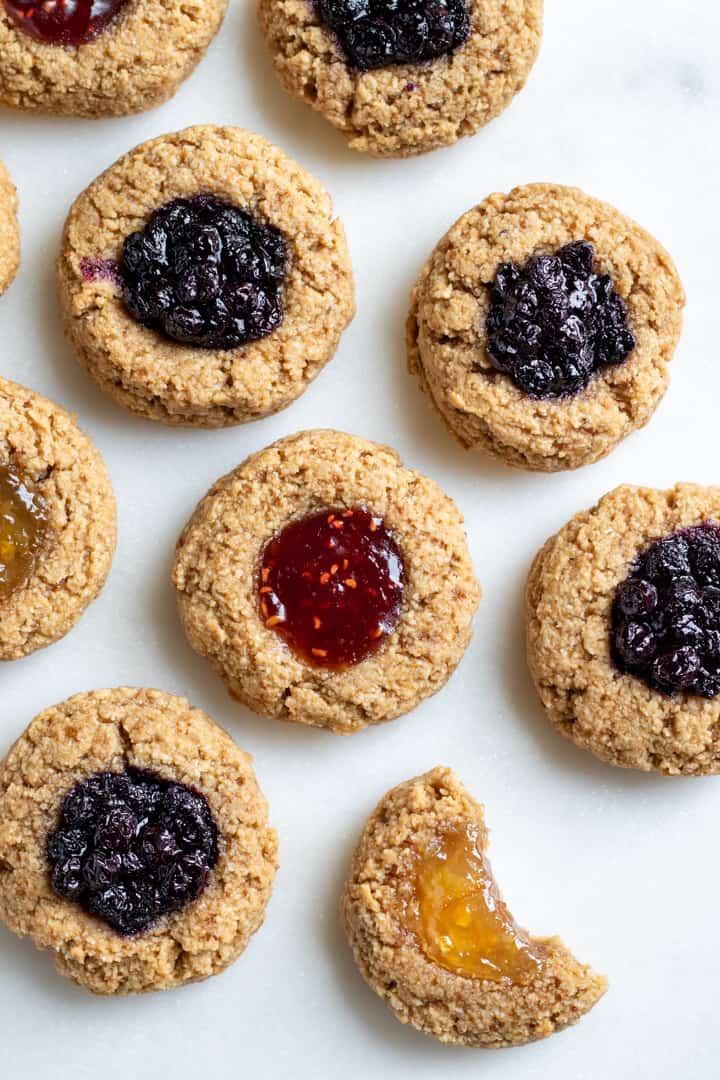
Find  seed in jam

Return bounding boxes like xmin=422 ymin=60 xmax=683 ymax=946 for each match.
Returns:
xmin=0 ymin=464 xmax=49 ymax=601
xmin=401 ymin=825 xmax=546 ymax=982
xmin=259 ymin=507 xmax=404 ymax=670
xmin=4 ymin=0 xmax=128 ymax=47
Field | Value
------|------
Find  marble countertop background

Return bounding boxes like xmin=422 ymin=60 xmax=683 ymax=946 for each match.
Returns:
xmin=1 ymin=2 xmax=719 ymax=1077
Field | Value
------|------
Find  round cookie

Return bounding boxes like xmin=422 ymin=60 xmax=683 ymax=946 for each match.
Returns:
xmin=526 ymin=483 xmax=720 ymax=775
xmin=258 ymin=0 xmax=543 ymax=158
xmin=341 ymin=767 xmax=607 ymax=1047
xmin=172 ymin=429 xmax=480 ymax=734
xmin=408 ymin=183 xmax=685 ymax=472
xmin=0 ymin=687 xmax=278 ymax=995
xmin=0 ymin=376 xmax=116 ymax=661
xmin=0 ymin=157 xmax=19 ymax=295
xmin=0 ymin=0 xmax=227 ymax=117
xmin=58 ymin=125 xmax=355 ymax=427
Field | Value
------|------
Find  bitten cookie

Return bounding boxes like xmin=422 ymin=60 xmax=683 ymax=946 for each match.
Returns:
xmin=0 ymin=0 xmax=227 ymax=116
xmin=0 ymin=158 xmax=19 ymax=295
xmin=527 ymin=484 xmax=720 ymax=775
xmin=408 ymin=184 xmax=685 ymax=471
xmin=173 ymin=430 xmax=480 ymax=734
xmin=0 ymin=377 xmax=116 ymax=661
xmin=0 ymin=687 xmax=278 ymax=995
xmin=341 ymin=767 xmax=606 ymax=1047
xmin=58 ymin=125 xmax=355 ymax=427
xmin=258 ymin=0 xmax=543 ymax=157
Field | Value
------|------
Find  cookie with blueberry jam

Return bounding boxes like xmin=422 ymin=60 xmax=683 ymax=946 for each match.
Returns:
xmin=258 ymin=0 xmax=543 ymax=157
xmin=0 ymin=0 xmax=227 ymax=116
xmin=527 ymin=484 xmax=720 ymax=774
xmin=58 ymin=125 xmax=355 ymax=427
xmin=408 ymin=184 xmax=685 ymax=471
xmin=0 ymin=688 xmax=277 ymax=994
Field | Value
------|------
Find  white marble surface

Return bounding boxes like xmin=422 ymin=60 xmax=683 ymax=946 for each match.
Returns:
xmin=2 ymin=1 xmax=720 ymax=1076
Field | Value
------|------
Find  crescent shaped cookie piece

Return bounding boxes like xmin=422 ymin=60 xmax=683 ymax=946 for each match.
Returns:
xmin=341 ymin=767 xmax=607 ymax=1047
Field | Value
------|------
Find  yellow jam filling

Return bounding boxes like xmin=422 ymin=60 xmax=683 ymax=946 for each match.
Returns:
xmin=0 ymin=464 xmax=49 ymax=601
xmin=403 ymin=825 xmax=545 ymax=982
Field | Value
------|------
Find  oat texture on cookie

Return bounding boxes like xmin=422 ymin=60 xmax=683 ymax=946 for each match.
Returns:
xmin=58 ymin=126 xmax=355 ymax=427
xmin=0 ymin=688 xmax=278 ymax=995
xmin=172 ymin=430 xmax=480 ymax=734
xmin=258 ymin=0 xmax=543 ymax=157
xmin=0 ymin=377 xmax=116 ymax=661
xmin=0 ymin=0 xmax=228 ymax=116
xmin=408 ymin=184 xmax=685 ymax=471
xmin=527 ymin=484 xmax=720 ymax=774
xmin=341 ymin=767 xmax=607 ymax=1047
xmin=0 ymin=158 xmax=20 ymax=295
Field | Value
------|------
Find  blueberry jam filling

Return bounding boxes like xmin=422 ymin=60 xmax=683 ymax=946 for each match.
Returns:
xmin=612 ymin=523 xmax=720 ymax=698
xmin=5 ymin=0 xmax=128 ymax=46
xmin=47 ymin=768 xmax=219 ymax=935
xmin=485 ymin=241 xmax=636 ymax=399
xmin=315 ymin=0 xmax=470 ymax=71
xmin=120 ymin=195 xmax=289 ymax=350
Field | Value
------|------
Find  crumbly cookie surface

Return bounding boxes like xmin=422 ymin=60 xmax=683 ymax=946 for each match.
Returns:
xmin=0 ymin=687 xmax=278 ymax=995
xmin=0 ymin=377 xmax=116 ymax=661
xmin=0 ymin=0 xmax=227 ymax=116
xmin=408 ymin=184 xmax=685 ymax=471
xmin=0 ymin=158 xmax=19 ymax=295
xmin=58 ymin=125 xmax=355 ymax=428
xmin=258 ymin=0 xmax=543 ymax=157
xmin=527 ymin=484 xmax=720 ymax=774
xmin=172 ymin=430 xmax=480 ymax=734
xmin=341 ymin=767 xmax=606 ymax=1047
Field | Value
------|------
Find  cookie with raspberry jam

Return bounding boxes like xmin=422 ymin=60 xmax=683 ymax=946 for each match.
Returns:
xmin=58 ymin=125 xmax=355 ymax=427
xmin=527 ymin=484 xmax=720 ymax=774
xmin=172 ymin=430 xmax=480 ymax=734
xmin=0 ymin=0 xmax=227 ymax=116
xmin=0 ymin=687 xmax=278 ymax=994
xmin=0 ymin=377 xmax=115 ymax=661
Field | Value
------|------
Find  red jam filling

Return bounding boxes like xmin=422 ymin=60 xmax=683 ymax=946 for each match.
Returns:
xmin=259 ymin=507 xmax=404 ymax=670
xmin=5 ymin=0 xmax=128 ymax=46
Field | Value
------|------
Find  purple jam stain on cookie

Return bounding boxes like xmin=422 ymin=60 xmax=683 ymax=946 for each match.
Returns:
xmin=79 ymin=256 xmax=123 ymax=287
xmin=259 ymin=506 xmax=405 ymax=670
xmin=5 ymin=0 xmax=129 ymax=46
xmin=315 ymin=0 xmax=470 ymax=71
xmin=612 ymin=523 xmax=720 ymax=697
xmin=47 ymin=768 xmax=219 ymax=935
xmin=485 ymin=240 xmax=636 ymax=399
xmin=120 ymin=195 xmax=289 ymax=350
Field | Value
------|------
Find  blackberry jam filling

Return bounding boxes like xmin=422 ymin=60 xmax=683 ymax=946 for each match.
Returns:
xmin=47 ymin=768 xmax=219 ymax=935
xmin=0 ymin=465 xmax=49 ymax=601
xmin=612 ymin=523 xmax=720 ymax=698
xmin=259 ymin=506 xmax=405 ymax=670
xmin=120 ymin=195 xmax=289 ymax=350
xmin=5 ymin=0 xmax=128 ymax=46
xmin=315 ymin=0 xmax=470 ymax=71
xmin=486 ymin=241 xmax=636 ymax=399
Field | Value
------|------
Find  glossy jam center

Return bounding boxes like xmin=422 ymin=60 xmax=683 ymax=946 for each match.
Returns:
xmin=5 ymin=0 xmax=128 ymax=46
xmin=402 ymin=826 xmax=545 ymax=982
xmin=0 ymin=465 xmax=49 ymax=601
xmin=259 ymin=506 xmax=404 ymax=670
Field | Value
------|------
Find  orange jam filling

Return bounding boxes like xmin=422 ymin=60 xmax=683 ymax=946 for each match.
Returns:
xmin=402 ymin=825 xmax=546 ymax=982
xmin=0 ymin=464 xmax=49 ymax=601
